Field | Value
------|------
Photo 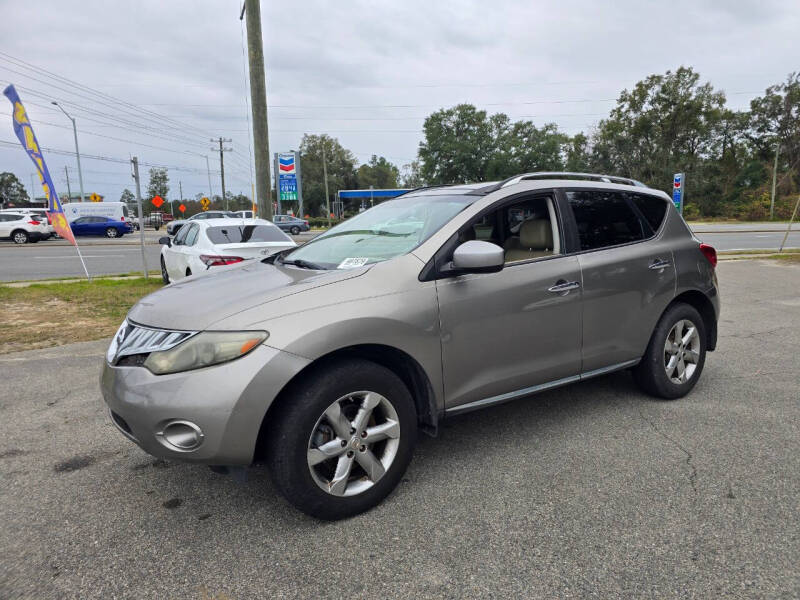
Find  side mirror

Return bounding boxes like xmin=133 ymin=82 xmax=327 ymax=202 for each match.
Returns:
xmin=450 ymin=240 xmax=504 ymax=274
xmin=158 ymin=236 xmax=171 ymax=247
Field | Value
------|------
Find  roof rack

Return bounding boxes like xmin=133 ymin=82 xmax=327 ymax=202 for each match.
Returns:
xmin=481 ymin=172 xmax=648 ymax=193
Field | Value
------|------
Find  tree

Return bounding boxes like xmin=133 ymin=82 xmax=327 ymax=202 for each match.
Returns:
xmin=356 ymin=155 xmax=400 ymax=189
xmin=120 ymin=188 xmax=135 ymax=204
xmin=146 ymin=167 xmax=169 ymax=200
xmin=0 ymin=172 xmax=29 ymax=207
xmin=491 ymin=121 xmax=567 ymax=178
xmin=590 ymin=66 xmax=727 ymax=214
xmin=400 ymin=161 xmax=424 ymax=188
xmin=749 ymin=73 xmax=800 ymax=202
xmin=418 ymin=104 xmax=497 ymax=184
xmin=299 ymin=134 xmax=358 ymax=216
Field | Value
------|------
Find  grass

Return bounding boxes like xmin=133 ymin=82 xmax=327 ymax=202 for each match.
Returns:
xmin=718 ymin=248 xmax=800 ymax=256
xmin=0 ymin=278 xmax=162 ymax=354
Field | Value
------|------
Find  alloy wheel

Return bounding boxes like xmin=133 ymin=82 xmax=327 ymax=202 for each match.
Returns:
xmin=307 ymin=391 xmax=400 ymax=497
xmin=663 ymin=319 xmax=701 ymax=384
xmin=106 ymin=228 xmax=118 ymax=238
xmin=13 ymin=232 xmax=27 ymax=244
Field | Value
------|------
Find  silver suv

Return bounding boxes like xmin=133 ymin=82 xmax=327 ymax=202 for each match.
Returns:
xmin=102 ymin=173 xmax=720 ymax=520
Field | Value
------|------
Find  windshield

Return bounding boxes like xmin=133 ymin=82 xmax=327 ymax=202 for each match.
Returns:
xmin=282 ymin=193 xmax=475 ymax=270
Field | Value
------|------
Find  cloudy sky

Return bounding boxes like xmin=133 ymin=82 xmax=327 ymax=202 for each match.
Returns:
xmin=1 ymin=0 xmax=798 ymax=202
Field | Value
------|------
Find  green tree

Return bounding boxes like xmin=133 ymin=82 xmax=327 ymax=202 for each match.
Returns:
xmin=119 ymin=188 xmax=135 ymax=204
xmin=0 ymin=172 xmax=30 ymax=207
xmin=564 ymin=133 xmax=591 ymax=172
xmin=356 ymin=155 xmax=400 ymax=189
xmin=491 ymin=121 xmax=567 ymax=178
xmin=418 ymin=104 xmax=497 ymax=184
xmin=749 ymin=72 xmax=800 ymax=206
xmin=299 ymin=134 xmax=358 ymax=216
xmin=590 ymin=66 xmax=727 ymax=214
xmin=146 ymin=167 xmax=169 ymax=200
xmin=400 ymin=160 xmax=424 ymax=188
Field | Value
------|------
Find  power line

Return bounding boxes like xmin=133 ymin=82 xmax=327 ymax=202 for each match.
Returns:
xmin=0 ymin=52 xmax=222 ymax=141
xmin=0 ymin=139 xmax=220 ymax=174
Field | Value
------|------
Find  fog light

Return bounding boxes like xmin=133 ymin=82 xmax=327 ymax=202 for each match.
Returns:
xmin=156 ymin=420 xmax=204 ymax=451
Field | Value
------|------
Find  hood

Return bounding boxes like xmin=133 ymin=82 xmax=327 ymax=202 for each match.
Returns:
xmin=128 ymin=260 xmax=368 ymax=331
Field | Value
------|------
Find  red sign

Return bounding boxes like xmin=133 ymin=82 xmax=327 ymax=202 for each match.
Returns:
xmin=178 ymin=203 xmax=186 ymax=214
xmin=151 ymin=195 xmax=164 ymax=208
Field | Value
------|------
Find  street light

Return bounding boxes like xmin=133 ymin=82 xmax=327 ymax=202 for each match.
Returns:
xmin=51 ymin=101 xmax=86 ymax=203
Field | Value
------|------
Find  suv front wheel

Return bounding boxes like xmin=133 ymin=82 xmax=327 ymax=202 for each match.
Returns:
xmin=634 ymin=302 xmax=707 ymax=399
xmin=267 ymin=359 xmax=417 ymax=520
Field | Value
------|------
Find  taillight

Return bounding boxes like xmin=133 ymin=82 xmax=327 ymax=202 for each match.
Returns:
xmin=199 ymin=254 xmax=244 ymax=267
xmin=28 ymin=220 xmax=41 ymax=226
xmin=304 ymin=220 xmax=309 ymax=226
xmin=699 ymin=243 xmax=717 ymax=268
xmin=120 ymin=216 xmax=125 ymax=221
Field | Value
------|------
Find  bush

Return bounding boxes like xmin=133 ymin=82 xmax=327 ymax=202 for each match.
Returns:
xmin=682 ymin=203 xmax=700 ymax=220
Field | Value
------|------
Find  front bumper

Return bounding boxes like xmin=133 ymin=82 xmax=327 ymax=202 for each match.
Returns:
xmin=100 ymin=344 xmax=310 ymax=465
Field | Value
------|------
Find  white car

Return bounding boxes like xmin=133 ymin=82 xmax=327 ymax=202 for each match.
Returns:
xmin=158 ymin=218 xmax=296 ymax=283
xmin=0 ymin=212 xmax=50 ymax=244
xmin=0 ymin=208 xmax=54 ymax=238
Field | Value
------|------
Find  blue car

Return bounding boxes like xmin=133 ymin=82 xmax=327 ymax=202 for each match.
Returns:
xmin=70 ymin=216 xmax=131 ymax=238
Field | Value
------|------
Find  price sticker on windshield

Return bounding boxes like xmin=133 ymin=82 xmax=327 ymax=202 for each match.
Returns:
xmin=337 ymin=257 xmax=369 ymax=269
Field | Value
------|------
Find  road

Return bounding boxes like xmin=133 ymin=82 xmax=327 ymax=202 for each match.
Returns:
xmin=0 ymin=226 xmax=797 ymax=281
xmin=0 ymin=231 xmax=318 ymax=281
xmin=0 ymin=260 xmax=798 ymax=598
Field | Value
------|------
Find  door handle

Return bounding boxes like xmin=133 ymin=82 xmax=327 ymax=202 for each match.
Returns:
xmin=548 ymin=280 xmax=581 ymax=294
xmin=649 ymin=259 xmax=671 ymax=270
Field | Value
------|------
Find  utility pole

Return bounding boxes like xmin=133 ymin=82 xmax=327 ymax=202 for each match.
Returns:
xmin=52 ymin=101 xmax=85 ymax=203
xmin=177 ymin=180 xmax=183 ymax=216
xmin=64 ymin=165 xmax=72 ymax=201
xmin=211 ymin=137 xmax=232 ymax=209
xmin=242 ymin=0 xmax=273 ymax=220
xmin=30 ymin=174 xmax=35 ymax=205
xmin=204 ymin=155 xmax=214 ymax=199
xmin=322 ymin=142 xmax=331 ymax=227
xmin=770 ymin=142 xmax=780 ymax=220
xmin=130 ymin=157 xmax=149 ymax=280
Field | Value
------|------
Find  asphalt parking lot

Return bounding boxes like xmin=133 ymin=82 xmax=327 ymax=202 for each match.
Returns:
xmin=1 ymin=260 xmax=798 ymax=599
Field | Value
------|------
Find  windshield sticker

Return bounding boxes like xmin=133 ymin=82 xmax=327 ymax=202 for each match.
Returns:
xmin=337 ymin=257 xmax=369 ymax=269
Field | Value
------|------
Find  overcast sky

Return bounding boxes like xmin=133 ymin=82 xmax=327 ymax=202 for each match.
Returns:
xmin=1 ymin=0 xmax=798 ymax=202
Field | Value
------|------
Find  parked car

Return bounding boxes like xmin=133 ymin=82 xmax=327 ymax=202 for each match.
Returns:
xmin=70 ymin=216 xmax=132 ymax=238
xmin=0 ymin=208 xmax=54 ymax=238
xmin=102 ymin=172 xmax=720 ymax=520
xmin=233 ymin=210 xmax=254 ymax=219
xmin=166 ymin=210 xmax=237 ymax=236
xmin=273 ymin=214 xmax=310 ymax=235
xmin=0 ymin=212 xmax=50 ymax=243
xmin=158 ymin=218 xmax=295 ymax=283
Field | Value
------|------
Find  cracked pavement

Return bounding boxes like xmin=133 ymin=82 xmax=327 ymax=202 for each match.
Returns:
xmin=1 ymin=259 xmax=799 ymax=599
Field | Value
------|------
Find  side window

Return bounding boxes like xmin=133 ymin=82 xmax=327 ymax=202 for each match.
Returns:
xmin=460 ymin=195 xmax=560 ymax=264
xmin=173 ymin=224 xmax=190 ymax=245
xmin=629 ymin=193 xmax=668 ymax=232
xmin=184 ymin=225 xmax=199 ymax=246
xmin=567 ymin=190 xmax=649 ymax=251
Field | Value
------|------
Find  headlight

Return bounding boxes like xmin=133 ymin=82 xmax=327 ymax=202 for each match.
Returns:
xmin=143 ymin=330 xmax=268 ymax=375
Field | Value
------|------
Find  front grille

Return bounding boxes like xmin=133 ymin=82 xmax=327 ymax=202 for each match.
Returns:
xmin=110 ymin=321 xmax=197 ymax=365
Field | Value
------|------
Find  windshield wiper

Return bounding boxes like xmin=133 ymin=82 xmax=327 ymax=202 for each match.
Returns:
xmin=322 ymin=229 xmax=413 ymax=240
xmin=281 ymin=258 xmax=326 ymax=270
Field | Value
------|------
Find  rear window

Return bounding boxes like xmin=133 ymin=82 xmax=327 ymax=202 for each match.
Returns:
xmin=629 ymin=193 xmax=668 ymax=232
xmin=206 ymin=225 xmax=289 ymax=244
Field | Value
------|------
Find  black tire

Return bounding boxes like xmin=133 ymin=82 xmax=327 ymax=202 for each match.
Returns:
xmin=105 ymin=227 xmax=118 ymax=238
xmin=11 ymin=230 xmax=28 ymax=244
xmin=160 ymin=257 xmax=170 ymax=284
xmin=634 ymin=302 xmax=707 ymax=400
xmin=290 ymin=226 xmax=301 ymax=235
xmin=267 ymin=359 xmax=417 ymax=520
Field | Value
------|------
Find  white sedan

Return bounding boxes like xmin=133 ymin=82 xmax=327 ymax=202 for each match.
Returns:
xmin=159 ymin=218 xmax=296 ymax=283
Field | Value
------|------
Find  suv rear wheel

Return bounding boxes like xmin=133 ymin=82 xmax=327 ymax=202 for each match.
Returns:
xmin=634 ymin=302 xmax=707 ymax=399
xmin=267 ymin=359 xmax=417 ymax=520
